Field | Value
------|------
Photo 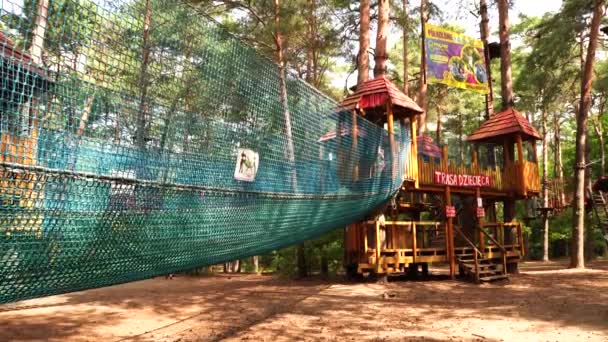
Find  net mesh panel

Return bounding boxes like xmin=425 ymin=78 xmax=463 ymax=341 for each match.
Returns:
xmin=0 ymin=0 xmax=408 ymax=303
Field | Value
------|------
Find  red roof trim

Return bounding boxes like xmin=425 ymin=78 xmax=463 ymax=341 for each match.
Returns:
xmin=339 ymin=76 xmax=423 ymax=115
xmin=466 ymin=107 xmax=541 ymax=142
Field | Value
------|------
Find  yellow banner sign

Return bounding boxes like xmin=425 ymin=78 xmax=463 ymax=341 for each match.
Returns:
xmin=425 ymin=24 xmax=489 ymax=94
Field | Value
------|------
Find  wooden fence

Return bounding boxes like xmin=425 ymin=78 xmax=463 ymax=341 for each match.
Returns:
xmin=417 ymin=156 xmax=540 ymax=195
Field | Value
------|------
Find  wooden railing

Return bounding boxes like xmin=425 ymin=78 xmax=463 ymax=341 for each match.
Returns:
xmin=523 ymin=161 xmax=540 ymax=193
xmin=481 ymin=222 xmax=525 ymax=257
xmin=402 ymin=143 xmax=418 ymax=182
xmin=417 ymin=155 xmax=539 ymax=195
xmin=0 ymin=124 xmax=43 ymax=237
xmin=0 ymin=125 xmax=40 ymax=209
xmin=479 ymin=227 xmax=507 ymax=276
xmin=454 ymin=225 xmax=482 ymax=282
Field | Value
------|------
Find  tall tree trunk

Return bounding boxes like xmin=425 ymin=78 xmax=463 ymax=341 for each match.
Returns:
xmin=402 ymin=0 xmax=409 ymax=95
xmin=30 ymin=0 xmax=49 ymax=65
xmin=274 ymin=0 xmax=298 ymax=192
xmin=458 ymin=111 xmax=464 ymax=163
xmin=253 ymin=255 xmax=259 ymax=274
xmin=570 ymin=0 xmax=605 ymax=269
xmin=497 ymin=0 xmax=514 ymax=109
xmin=357 ymin=0 xmax=371 ymax=87
xmin=553 ymin=114 xmax=565 ymax=207
xmin=305 ymin=0 xmax=314 ymax=84
xmin=594 ymin=98 xmax=606 ymax=176
xmin=479 ymin=0 xmax=493 ymax=119
xmin=541 ymin=111 xmax=549 ymax=262
xmin=417 ymin=0 xmax=428 ymax=134
xmin=297 ymin=243 xmax=307 ymax=278
xmin=374 ymin=0 xmax=390 ymax=78
xmin=136 ymin=0 xmax=152 ymax=149
xmin=594 ymin=117 xmax=605 ymax=176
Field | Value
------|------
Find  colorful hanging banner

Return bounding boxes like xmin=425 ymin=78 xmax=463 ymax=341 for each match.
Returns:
xmin=425 ymin=24 xmax=489 ymax=94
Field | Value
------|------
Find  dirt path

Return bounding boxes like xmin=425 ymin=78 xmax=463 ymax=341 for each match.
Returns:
xmin=1 ymin=260 xmax=608 ymax=341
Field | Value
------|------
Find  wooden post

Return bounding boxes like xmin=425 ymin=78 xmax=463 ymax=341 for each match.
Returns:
xmin=516 ymin=134 xmax=527 ymax=196
xmin=499 ymin=222 xmax=505 ymax=246
xmin=410 ymin=116 xmax=419 ymax=187
xmin=472 ymin=145 xmax=479 ymax=173
xmin=363 ymin=223 xmax=368 ymax=253
xmin=517 ymin=222 xmax=525 ymax=256
xmin=444 ymin=221 xmax=449 ymax=261
xmin=351 ymin=110 xmax=359 ymax=181
xmin=476 ymin=187 xmax=485 ymax=251
xmin=441 ymin=144 xmax=455 ymax=278
xmin=446 ymin=186 xmax=455 ymax=279
xmin=412 ymin=222 xmax=417 ymax=264
xmin=441 ymin=145 xmax=448 ymax=170
xmin=336 ymin=111 xmax=344 ymax=180
xmin=387 ymin=103 xmax=396 ymax=181
xmin=375 ymin=220 xmax=382 ymax=273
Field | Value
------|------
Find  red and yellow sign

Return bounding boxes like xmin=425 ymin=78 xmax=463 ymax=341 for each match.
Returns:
xmin=433 ymin=171 xmax=491 ymax=187
xmin=425 ymin=24 xmax=489 ymax=94
xmin=446 ymin=206 xmax=457 ymax=218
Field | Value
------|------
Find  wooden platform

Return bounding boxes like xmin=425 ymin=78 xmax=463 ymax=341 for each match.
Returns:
xmin=345 ymin=220 xmax=525 ymax=277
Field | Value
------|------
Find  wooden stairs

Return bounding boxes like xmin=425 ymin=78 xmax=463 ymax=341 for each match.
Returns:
xmin=589 ymin=190 xmax=608 ymax=246
xmin=457 ymin=253 xmax=508 ymax=283
xmin=454 ymin=226 xmax=508 ymax=283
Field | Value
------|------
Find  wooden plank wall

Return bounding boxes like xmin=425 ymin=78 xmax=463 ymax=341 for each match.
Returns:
xmin=0 ymin=124 xmax=43 ymax=236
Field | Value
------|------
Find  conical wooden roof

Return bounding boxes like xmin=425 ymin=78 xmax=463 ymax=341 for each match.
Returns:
xmin=467 ymin=107 xmax=541 ymax=143
xmin=339 ymin=76 xmax=423 ymax=118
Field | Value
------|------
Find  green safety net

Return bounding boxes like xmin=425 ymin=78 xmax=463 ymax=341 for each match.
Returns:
xmin=0 ymin=0 xmax=410 ymax=304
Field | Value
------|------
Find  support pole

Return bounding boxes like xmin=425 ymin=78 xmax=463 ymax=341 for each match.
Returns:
xmin=375 ymin=220 xmax=382 ymax=273
xmin=387 ymin=104 xmax=397 ymax=181
xmin=476 ymin=187 xmax=485 ymax=251
xmin=446 ymin=185 xmax=455 ymax=279
xmin=516 ymin=134 xmax=526 ymax=196
xmin=442 ymin=145 xmax=455 ymax=279
xmin=410 ymin=116 xmax=419 ymax=187
xmin=351 ymin=110 xmax=359 ymax=181
xmin=412 ymin=222 xmax=417 ymax=264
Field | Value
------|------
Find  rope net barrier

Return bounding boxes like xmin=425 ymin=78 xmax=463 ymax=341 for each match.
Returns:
xmin=0 ymin=0 xmax=409 ymax=303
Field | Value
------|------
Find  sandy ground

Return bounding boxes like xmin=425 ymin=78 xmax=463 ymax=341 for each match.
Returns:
xmin=1 ymin=260 xmax=607 ymax=342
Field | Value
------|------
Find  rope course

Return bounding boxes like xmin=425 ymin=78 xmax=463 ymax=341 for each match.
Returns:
xmin=0 ymin=0 xmax=408 ymax=303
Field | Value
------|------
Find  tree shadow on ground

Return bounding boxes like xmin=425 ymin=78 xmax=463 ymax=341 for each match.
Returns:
xmin=0 ymin=261 xmax=607 ymax=341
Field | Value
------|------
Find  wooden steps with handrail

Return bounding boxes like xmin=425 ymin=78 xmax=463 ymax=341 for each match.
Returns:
xmin=589 ymin=189 xmax=608 ymax=246
xmin=457 ymin=253 xmax=507 ymax=282
xmin=454 ymin=226 xmax=508 ymax=283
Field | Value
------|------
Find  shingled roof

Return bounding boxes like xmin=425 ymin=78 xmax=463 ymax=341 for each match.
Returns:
xmin=339 ymin=76 xmax=423 ymax=118
xmin=466 ymin=107 xmax=541 ymax=143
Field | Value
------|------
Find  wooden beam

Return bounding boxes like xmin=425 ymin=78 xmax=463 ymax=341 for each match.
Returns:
xmin=412 ymin=222 xmax=417 ymax=263
xmin=516 ymin=134 xmax=526 ymax=196
xmin=476 ymin=187 xmax=485 ymax=251
xmin=387 ymin=103 xmax=396 ymax=181
xmin=351 ymin=110 xmax=359 ymax=181
xmin=446 ymin=185 xmax=455 ymax=279
xmin=375 ymin=220 xmax=381 ymax=273
xmin=472 ymin=145 xmax=479 ymax=173
xmin=410 ymin=115 xmax=419 ymax=187
xmin=442 ymin=143 xmax=455 ymax=279
xmin=503 ymin=140 xmax=511 ymax=164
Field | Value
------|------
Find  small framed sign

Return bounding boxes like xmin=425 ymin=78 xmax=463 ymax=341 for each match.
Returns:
xmin=477 ymin=197 xmax=483 ymax=208
xmin=476 ymin=207 xmax=485 ymax=218
xmin=234 ymin=148 xmax=259 ymax=182
xmin=446 ymin=205 xmax=456 ymax=218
